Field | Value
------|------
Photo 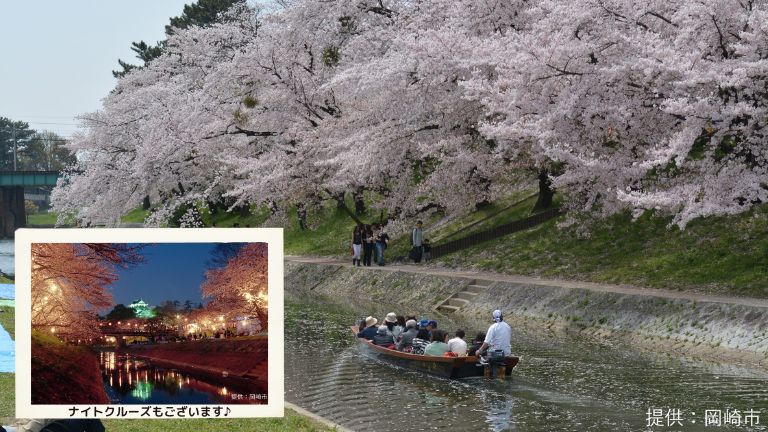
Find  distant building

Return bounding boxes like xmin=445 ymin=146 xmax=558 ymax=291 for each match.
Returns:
xmin=128 ymin=299 xmax=155 ymax=319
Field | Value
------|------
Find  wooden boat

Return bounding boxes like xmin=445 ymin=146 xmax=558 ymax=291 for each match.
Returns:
xmin=351 ymin=326 xmax=519 ymax=379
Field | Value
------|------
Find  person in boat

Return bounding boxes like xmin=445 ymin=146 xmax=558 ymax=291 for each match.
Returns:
xmin=357 ymin=316 xmax=379 ymax=340
xmin=424 ymin=329 xmax=449 ymax=356
xmin=410 ymin=329 xmax=431 ymax=355
xmin=384 ymin=312 xmax=401 ymax=340
xmin=467 ymin=332 xmax=486 ymax=356
xmin=394 ymin=315 xmax=407 ymax=341
xmin=396 ymin=319 xmax=419 ymax=351
xmin=426 ymin=320 xmax=438 ymax=335
xmin=447 ymin=329 xmax=468 ymax=356
xmin=373 ymin=325 xmax=395 ymax=347
xmin=476 ymin=310 xmax=512 ymax=358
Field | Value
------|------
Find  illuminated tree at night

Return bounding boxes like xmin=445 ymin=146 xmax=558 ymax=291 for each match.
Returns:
xmin=201 ymin=243 xmax=268 ymax=331
xmin=31 ymin=243 xmax=144 ymax=337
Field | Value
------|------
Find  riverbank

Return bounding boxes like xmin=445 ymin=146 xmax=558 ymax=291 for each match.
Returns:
xmin=125 ymin=337 xmax=268 ymax=381
xmin=31 ymin=330 xmax=109 ymax=404
xmin=285 ymin=260 xmax=768 ymax=369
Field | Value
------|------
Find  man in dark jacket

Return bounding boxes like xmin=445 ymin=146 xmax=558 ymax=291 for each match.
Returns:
xmin=357 ymin=316 xmax=379 ymax=340
xmin=396 ymin=319 xmax=419 ymax=351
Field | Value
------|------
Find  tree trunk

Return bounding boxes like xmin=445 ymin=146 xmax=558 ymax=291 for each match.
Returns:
xmin=533 ymin=169 xmax=554 ymax=210
xmin=353 ymin=188 xmax=366 ymax=215
xmin=142 ymin=195 xmax=151 ymax=210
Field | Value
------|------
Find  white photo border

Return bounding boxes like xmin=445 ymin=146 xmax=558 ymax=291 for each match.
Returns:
xmin=15 ymin=228 xmax=284 ymax=419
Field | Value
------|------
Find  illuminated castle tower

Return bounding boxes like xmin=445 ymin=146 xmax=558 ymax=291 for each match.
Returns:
xmin=128 ymin=299 xmax=155 ymax=319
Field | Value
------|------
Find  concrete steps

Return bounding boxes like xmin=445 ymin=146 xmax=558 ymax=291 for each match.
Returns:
xmin=435 ymin=279 xmax=493 ymax=314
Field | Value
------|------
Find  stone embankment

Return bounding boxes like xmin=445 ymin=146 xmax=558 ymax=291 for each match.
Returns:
xmin=126 ymin=337 xmax=268 ymax=381
xmin=286 ymin=260 xmax=768 ymax=368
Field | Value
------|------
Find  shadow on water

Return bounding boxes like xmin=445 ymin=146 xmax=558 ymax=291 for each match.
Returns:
xmin=285 ymin=295 xmax=768 ymax=431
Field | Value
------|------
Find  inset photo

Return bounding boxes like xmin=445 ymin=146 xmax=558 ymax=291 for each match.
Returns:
xmin=14 ymin=228 xmax=283 ymax=419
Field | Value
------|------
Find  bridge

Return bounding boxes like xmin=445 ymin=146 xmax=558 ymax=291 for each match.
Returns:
xmin=100 ymin=328 xmax=178 ymax=347
xmin=0 ymin=171 xmax=60 ymax=238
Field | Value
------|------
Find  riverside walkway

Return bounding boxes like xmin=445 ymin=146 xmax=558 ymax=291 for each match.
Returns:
xmin=285 ymin=256 xmax=768 ymax=309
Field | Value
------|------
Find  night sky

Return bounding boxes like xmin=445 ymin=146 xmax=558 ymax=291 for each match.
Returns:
xmin=109 ymin=243 xmax=218 ymax=309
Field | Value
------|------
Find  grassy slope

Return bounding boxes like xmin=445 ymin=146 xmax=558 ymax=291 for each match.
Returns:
xmin=0 ymin=276 xmax=11 ymax=284
xmin=31 ymin=330 xmax=109 ymax=404
xmin=279 ymin=191 xmax=767 ymax=298
xmin=437 ymin=205 xmax=768 ymax=298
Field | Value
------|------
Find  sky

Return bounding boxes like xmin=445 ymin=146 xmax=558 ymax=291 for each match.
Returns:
xmin=0 ymin=1 xmax=191 ymax=138
xmin=110 ymin=243 xmax=217 ymax=308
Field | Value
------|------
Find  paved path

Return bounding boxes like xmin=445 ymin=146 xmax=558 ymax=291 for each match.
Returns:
xmin=286 ymin=256 xmax=768 ymax=309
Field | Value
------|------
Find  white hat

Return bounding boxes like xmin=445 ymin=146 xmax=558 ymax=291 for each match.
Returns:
xmin=365 ymin=316 xmax=378 ymax=327
xmin=492 ymin=310 xmax=503 ymax=322
xmin=384 ymin=312 xmax=397 ymax=323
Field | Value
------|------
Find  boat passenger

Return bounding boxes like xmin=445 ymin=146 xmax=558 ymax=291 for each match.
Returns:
xmin=426 ymin=319 xmax=438 ymax=337
xmin=447 ymin=329 xmax=468 ymax=356
xmin=410 ymin=329 xmax=431 ymax=355
xmin=467 ymin=332 xmax=486 ymax=356
xmin=384 ymin=312 xmax=399 ymax=338
xmin=396 ymin=319 xmax=419 ymax=351
xmin=392 ymin=315 xmax=407 ymax=341
xmin=476 ymin=310 xmax=512 ymax=357
xmin=424 ymin=329 xmax=449 ymax=356
xmin=373 ymin=325 xmax=395 ymax=347
xmin=357 ymin=316 xmax=379 ymax=340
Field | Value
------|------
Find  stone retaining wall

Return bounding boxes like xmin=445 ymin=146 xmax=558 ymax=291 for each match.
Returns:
xmin=286 ymin=262 xmax=768 ymax=367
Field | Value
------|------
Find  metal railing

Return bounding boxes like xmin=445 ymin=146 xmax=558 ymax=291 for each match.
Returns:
xmin=430 ymin=207 xmax=563 ymax=259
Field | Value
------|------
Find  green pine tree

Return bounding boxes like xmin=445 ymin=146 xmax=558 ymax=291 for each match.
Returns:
xmin=113 ymin=0 xmax=244 ymax=78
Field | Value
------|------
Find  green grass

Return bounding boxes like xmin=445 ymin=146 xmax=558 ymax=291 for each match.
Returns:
xmin=26 ymin=211 xmax=57 ymax=225
xmin=0 ymin=306 xmax=14 ymax=339
xmin=0 ymin=276 xmax=11 ymax=284
xmin=0 ymin=305 xmax=13 ymax=421
xmin=121 ymin=208 xmax=149 ymax=223
xmin=0 ymin=373 xmax=13 ymax=420
xmin=102 ymin=409 xmax=338 ymax=431
xmin=437 ymin=205 xmax=768 ymax=298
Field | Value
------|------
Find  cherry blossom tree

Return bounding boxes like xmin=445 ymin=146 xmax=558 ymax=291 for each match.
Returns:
xmin=51 ymin=0 xmax=768 ymax=231
xmin=31 ymin=243 xmax=143 ymax=337
xmin=201 ymin=243 xmax=268 ymax=330
xmin=464 ymin=0 xmax=768 ymax=227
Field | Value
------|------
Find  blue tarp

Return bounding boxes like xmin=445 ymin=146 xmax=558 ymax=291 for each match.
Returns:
xmin=0 ymin=323 xmax=13 ymax=372
xmin=0 ymin=282 xmax=14 ymax=372
xmin=0 ymin=284 xmax=14 ymax=299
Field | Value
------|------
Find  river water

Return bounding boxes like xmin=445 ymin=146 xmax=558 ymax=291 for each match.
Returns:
xmin=98 ymin=350 xmax=267 ymax=405
xmin=284 ymin=297 xmax=768 ymax=431
xmin=0 ymin=240 xmax=12 ymax=276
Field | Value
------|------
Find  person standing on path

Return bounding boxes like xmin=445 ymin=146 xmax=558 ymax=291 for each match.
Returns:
xmin=476 ymin=310 xmax=512 ymax=358
xmin=351 ymin=224 xmax=363 ymax=266
xmin=362 ymin=224 xmax=375 ymax=266
xmin=411 ymin=220 xmax=424 ymax=263
xmin=376 ymin=225 xmax=390 ymax=266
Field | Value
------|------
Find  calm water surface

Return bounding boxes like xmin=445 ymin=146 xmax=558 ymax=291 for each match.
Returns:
xmin=98 ymin=351 xmax=267 ymax=405
xmin=285 ymin=297 xmax=768 ymax=431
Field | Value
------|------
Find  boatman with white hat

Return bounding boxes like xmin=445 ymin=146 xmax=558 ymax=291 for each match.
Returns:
xmin=476 ymin=309 xmax=512 ymax=358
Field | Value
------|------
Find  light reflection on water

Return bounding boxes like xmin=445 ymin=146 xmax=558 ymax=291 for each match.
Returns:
xmin=99 ymin=351 xmax=265 ymax=405
xmin=285 ymin=298 xmax=768 ymax=431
